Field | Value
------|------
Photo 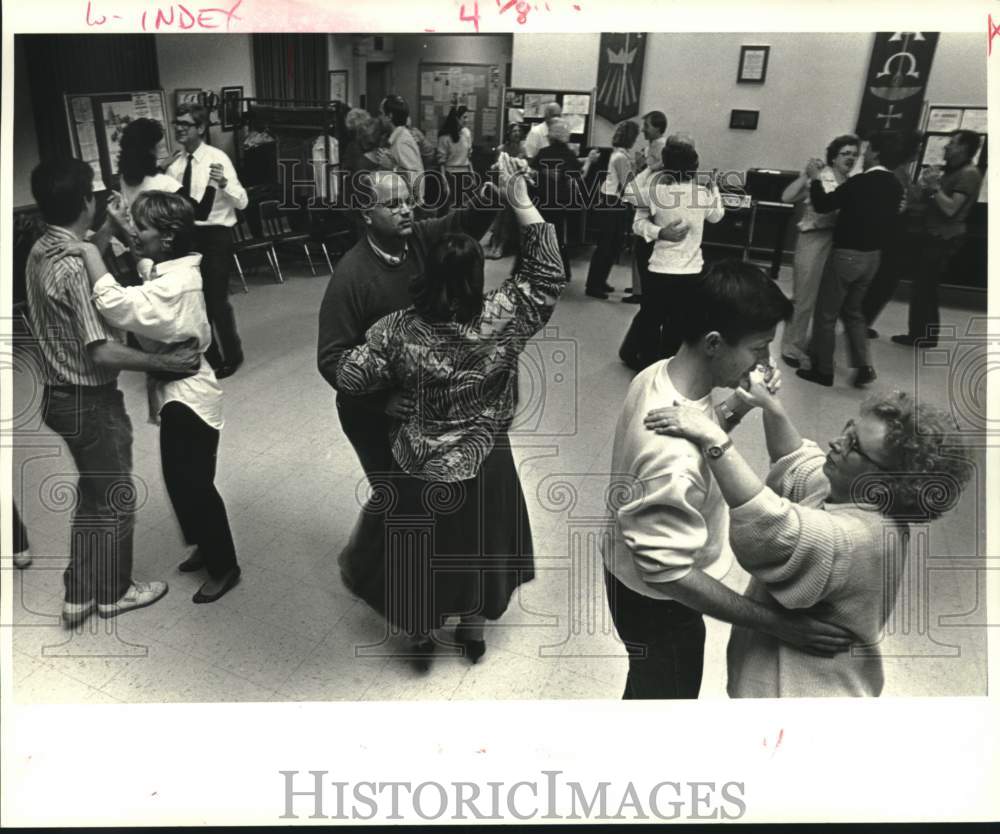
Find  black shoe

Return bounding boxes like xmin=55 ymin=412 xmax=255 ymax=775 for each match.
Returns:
xmin=853 ymin=366 xmax=877 ymax=388
xmin=867 ymin=328 xmax=879 ymax=339
xmin=796 ymin=368 xmax=834 ymax=387
xmin=192 ymin=566 xmax=241 ymax=603
xmin=602 ymin=283 xmax=615 ymax=293
xmin=585 ymin=289 xmax=609 ymax=299
xmin=410 ymin=638 xmax=436 ymax=673
xmin=780 ymin=353 xmax=800 ymax=369
xmin=621 ymin=295 xmax=641 ymax=304
xmin=891 ymin=334 xmax=917 ymax=347
xmin=178 ymin=548 xmax=206 ymax=572
xmin=454 ymin=624 xmax=487 ymax=665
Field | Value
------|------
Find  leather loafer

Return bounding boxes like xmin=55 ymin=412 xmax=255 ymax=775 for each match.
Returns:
xmin=178 ymin=548 xmax=206 ymax=572
xmin=193 ymin=567 xmax=241 ymax=604
xmin=796 ymin=368 xmax=834 ymax=387
xmin=621 ymin=295 xmax=641 ymax=304
xmin=853 ymin=366 xmax=878 ymax=388
xmin=585 ymin=289 xmax=609 ymax=299
xmin=891 ymin=334 xmax=917 ymax=347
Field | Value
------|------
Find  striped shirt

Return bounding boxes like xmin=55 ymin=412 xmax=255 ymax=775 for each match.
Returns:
xmin=25 ymin=226 xmax=121 ymax=386
xmin=335 ymin=223 xmax=566 ymax=482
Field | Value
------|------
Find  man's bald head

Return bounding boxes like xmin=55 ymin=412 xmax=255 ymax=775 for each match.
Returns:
xmin=543 ymin=102 xmax=562 ymax=123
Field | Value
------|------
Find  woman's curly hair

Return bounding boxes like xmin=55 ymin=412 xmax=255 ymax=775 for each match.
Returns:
xmin=859 ymin=390 xmax=973 ymax=520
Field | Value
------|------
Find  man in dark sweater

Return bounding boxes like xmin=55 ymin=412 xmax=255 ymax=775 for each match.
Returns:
xmin=317 ymin=170 xmax=498 ymax=479
xmin=797 ymin=131 xmax=905 ymax=388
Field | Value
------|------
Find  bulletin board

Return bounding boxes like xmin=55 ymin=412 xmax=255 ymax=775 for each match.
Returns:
xmin=417 ymin=62 xmax=504 ymax=147
xmin=918 ymin=104 xmax=987 ymax=203
xmin=64 ymin=90 xmax=171 ymax=192
xmin=501 ymin=87 xmax=595 ymax=153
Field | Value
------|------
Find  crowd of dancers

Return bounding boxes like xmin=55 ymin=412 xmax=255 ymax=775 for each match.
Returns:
xmin=15 ymin=89 xmax=980 ymax=698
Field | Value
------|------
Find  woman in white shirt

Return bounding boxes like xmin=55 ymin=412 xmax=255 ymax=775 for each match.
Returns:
xmin=778 ymin=134 xmax=859 ymax=370
xmin=437 ymin=105 xmax=474 ymax=209
xmin=632 ymin=140 xmax=724 ymax=363
xmin=48 ymin=191 xmax=241 ymax=604
xmin=584 ymin=120 xmax=640 ymax=298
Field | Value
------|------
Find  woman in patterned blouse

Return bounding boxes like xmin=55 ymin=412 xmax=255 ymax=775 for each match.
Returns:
xmin=335 ymin=153 xmax=566 ymax=670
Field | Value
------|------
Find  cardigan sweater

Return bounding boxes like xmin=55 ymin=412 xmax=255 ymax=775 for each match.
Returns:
xmin=810 ymin=166 xmax=902 ymax=252
xmin=727 ymin=440 xmax=908 ymax=698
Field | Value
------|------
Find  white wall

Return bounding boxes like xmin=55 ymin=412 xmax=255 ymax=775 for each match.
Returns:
xmin=155 ymin=34 xmax=255 ymax=161
xmin=511 ymin=32 xmax=986 ymax=175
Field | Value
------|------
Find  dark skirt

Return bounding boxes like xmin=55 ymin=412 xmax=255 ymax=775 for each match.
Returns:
xmin=338 ymin=436 xmax=535 ymax=639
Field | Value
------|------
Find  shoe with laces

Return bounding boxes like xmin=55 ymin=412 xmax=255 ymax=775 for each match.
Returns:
xmin=97 ymin=581 xmax=168 ymax=619
xmin=61 ymin=599 xmax=96 ymax=629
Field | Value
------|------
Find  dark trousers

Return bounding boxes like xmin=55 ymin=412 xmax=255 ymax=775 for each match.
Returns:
xmin=12 ymin=501 xmax=29 ymax=554
xmin=336 ymin=393 xmax=394 ymax=480
xmin=862 ymin=223 xmax=911 ymax=328
xmin=604 ymin=569 xmax=706 ymax=699
xmin=638 ymin=272 xmax=701 ymax=366
xmin=906 ymin=234 xmax=963 ymax=346
xmin=619 ymin=237 xmax=655 ymax=370
xmin=194 ymin=225 xmax=243 ymax=369
xmin=42 ymin=384 xmax=134 ymax=606
xmin=159 ymin=402 xmax=238 ymax=579
xmin=810 ymin=248 xmax=880 ymax=376
xmin=585 ymin=198 xmax=632 ymax=293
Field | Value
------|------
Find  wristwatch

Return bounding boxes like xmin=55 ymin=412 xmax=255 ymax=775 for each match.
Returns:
xmin=703 ymin=437 xmax=733 ymax=460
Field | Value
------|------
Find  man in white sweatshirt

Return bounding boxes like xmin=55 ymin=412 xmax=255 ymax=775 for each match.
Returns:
xmin=602 ymin=259 xmax=853 ymax=699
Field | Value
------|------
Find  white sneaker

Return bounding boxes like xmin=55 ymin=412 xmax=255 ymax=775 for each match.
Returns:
xmin=97 ymin=581 xmax=169 ymax=619
xmin=62 ymin=599 xmax=96 ymax=628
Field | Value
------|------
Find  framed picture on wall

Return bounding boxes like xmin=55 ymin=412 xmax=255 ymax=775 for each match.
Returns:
xmin=329 ymin=70 xmax=348 ymax=104
xmin=738 ymin=45 xmax=769 ymax=83
xmin=220 ymin=86 xmax=243 ymax=131
xmin=729 ymin=109 xmax=759 ymax=130
xmin=175 ymin=88 xmax=202 ymax=109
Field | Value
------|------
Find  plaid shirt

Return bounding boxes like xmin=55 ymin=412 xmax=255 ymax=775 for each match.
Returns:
xmin=25 ymin=226 xmax=121 ymax=386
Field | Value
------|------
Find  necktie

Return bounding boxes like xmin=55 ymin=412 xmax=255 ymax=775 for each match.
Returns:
xmin=181 ymin=154 xmax=193 ymax=196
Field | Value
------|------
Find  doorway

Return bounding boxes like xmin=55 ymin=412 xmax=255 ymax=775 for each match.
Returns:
xmin=364 ymin=61 xmax=392 ymax=116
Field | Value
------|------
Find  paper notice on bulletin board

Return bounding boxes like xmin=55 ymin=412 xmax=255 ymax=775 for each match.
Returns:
xmin=71 ymin=96 xmax=93 ymax=123
xmin=563 ymin=94 xmax=590 ymax=115
xmin=960 ymin=108 xmax=987 ymax=132
xmin=565 ymin=114 xmax=586 ymax=134
xmin=523 ymin=94 xmax=544 ymax=117
xmin=926 ymin=107 xmax=962 ymax=132
xmin=433 ymin=75 xmax=446 ymax=102
xmin=77 ymin=122 xmax=100 ymax=161
xmin=423 ymin=105 xmax=437 ymax=126
xmin=922 ymin=134 xmax=949 ymax=167
xmin=488 ymin=87 xmax=499 ymax=108
xmin=465 ymin=94 xmax=477 ymax=112
xmin=421 ymin=72 xmax=434 ymax=93
xmin=481 ymin=108 xmax=498 ymax=138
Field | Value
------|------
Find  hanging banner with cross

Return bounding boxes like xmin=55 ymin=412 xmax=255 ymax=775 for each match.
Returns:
xmin=855 ymin=32 xmax=939 ymax=138
xmin=596 ymin=33 xmax=647 ymax=123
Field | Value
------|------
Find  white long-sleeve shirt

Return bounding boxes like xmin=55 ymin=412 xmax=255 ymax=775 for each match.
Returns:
xmin=165 ymin=142 xmax=247 ymax=227
xmin=633 ymin=180 xmax=725 ymax=274
xmin=726 ymin=440 xmax=908 ymax=698
xmin=91 ymin=254 xmax=223 ymax=429
xmin=602 ymin=358 xmax=733 ymax=599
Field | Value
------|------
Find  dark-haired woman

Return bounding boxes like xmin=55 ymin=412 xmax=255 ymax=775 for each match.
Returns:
xmin=584 ymin=119 xmax=640 ymax=299
xmin=335 ymin=154 xmax=566 ymax=669
xmin=484 ymin=123 xmax=529 ymax=259
xmin=632 ymin=140 xmax=724 ymax=364
xmin=437 ymin=105 xmax=474 ymax=211
xmin=778 ymin=134 xmax=859 ymax=371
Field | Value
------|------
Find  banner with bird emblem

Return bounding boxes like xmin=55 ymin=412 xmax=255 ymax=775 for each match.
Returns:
xmin=596 ymin=33 xmax=647 ymax=123
xmin=855 ymin=32 xmax=939 ymax=138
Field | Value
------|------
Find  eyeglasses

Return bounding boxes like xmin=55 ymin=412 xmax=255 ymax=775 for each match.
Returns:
xmin=839 ymin=419 xmax=890 ymax=470
xmin=172 ymin=120 xmax=198 ymax=129
xmin=379 ymin=199 xmax=415 ymax=215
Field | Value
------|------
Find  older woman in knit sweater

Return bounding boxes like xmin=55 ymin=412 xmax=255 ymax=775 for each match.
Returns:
xmin=644 ymin=382 xmax=971 ymax=697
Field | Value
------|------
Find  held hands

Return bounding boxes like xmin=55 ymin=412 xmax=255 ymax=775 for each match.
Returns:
xmin=657 ymin=218 xmax=690 ymax=242
xmin=644 ymin=402 xmax=728 ymax=448
xmin=384 ymin=391 xmax=416 ymax=420
xmin=734 ymin=366 xmax=783 ymax=411
xmin=919 ymin=165 xmax=943 ymax=192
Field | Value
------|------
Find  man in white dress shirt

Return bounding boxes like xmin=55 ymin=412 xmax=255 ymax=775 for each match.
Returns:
xmin=167 ymin=103 xmax=247 ymax=378
xmin=524 ymin=101 xmax=562 ymax=160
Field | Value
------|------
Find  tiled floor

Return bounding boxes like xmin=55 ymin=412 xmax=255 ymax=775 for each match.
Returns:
xmin=7 ymin=243 xmax=989 ymax=702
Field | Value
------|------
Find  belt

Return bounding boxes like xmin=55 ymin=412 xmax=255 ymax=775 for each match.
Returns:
xmin=45 ymin=381 xmax=117 ymax=394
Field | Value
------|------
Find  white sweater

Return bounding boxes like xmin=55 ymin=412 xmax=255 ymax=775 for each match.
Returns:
xmin=727 ymin=440 xmax=908 ymax=698
xmin=634 ymin=180 xmax=725 ymax=274
xmin=602 ymin=358 xmax=733 ymax=599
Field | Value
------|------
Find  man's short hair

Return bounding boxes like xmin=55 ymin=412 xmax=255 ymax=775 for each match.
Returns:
xmin=542 ymin=101 xmax=562 ymax=121
xmin=382 ymin=94 xmax=410 ymax=127
xmin=867 ymin=131 xmax=910 ymax=170
xmin=680 ymin=259 xmax=793 ymax=345
xmin=643 ymin=110 xmax=667 ymax=134
xmin=176 ymin=102 xmax=209 ymax=129
xmin=661 ymin=142 xmax=700 ymax=182
xmin=951 ymin=129 xmax=982 ymax=161
xmin=31 ymin=158 xmax=94 ymax=227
